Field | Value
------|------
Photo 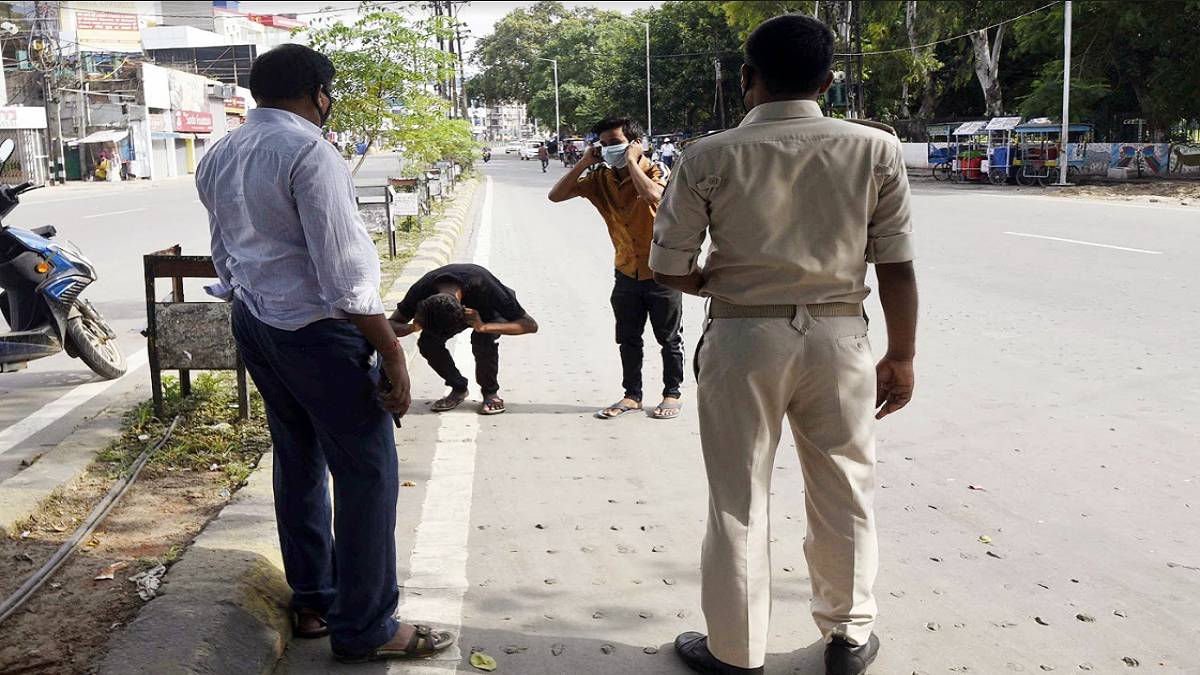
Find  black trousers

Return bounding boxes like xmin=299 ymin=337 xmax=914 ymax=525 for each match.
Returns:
xmin=419 ymin=330 xmax=501 ymax=396
xmin=610 ymin=270 xmax=685 ymax=401
xmin=231 ymin=300 xmax=399 ymax=655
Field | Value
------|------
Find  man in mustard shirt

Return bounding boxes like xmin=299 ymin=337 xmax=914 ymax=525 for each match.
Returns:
xmin=548 ymin=115 xmax=683 ymax=421
xmin=652 ymin=15 xmax=919 ymax=675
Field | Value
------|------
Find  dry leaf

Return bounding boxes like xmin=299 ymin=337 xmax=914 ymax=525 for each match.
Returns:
xmin=469 ymin=652 xmax=497 ymax=671
xmin=402 ymin=481 xmax=417 ymax=487
xmin=95 ymin=561 xmax=130 ymax=581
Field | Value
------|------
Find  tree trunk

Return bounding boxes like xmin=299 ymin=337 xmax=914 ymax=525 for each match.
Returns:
xmin=969 ymin=25 xmax=1005 ymax=116
xmin=351 ymin=139 xmax=373 ymax=177
xmin=899 ymin=0 xmax=917 ymax=119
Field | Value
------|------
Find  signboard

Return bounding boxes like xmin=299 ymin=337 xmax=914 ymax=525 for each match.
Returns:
xmin=953 ymin=121 xmax=987 ymax=136
xmin=224 ymin=97 xmax=247 ymax=115
xmin=173 ymin=110 xmax=214 ymax=133
xmin=985 ymin=116 xmax=1023 ymax=131
xmin=168 ymin=70 xmax=208 ymax=114
xmin=394 ymin=192 xmax=419 ymax=217
xmin=70 ymin=3 xmax=143 ymax=53
xmin=426 ymin=172 xmax=442 ymax=197
xmin=0 ymin=106 xmax=48 ymax=130
xmin=148 ymin=113 xmax=169 ymax=133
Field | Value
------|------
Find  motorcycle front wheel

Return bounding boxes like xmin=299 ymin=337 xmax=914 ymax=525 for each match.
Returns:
xmin=67 ymin=307 xmax=126 ymax=380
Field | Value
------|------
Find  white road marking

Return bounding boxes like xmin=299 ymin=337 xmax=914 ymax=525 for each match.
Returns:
xmin=82 ymin=208 xmax=146 ymax=219
xmin=1003 ymin=231 xmax=1164 ymax=255
xmin=0 ymin=349 xmax=149 ymax=458
xmin=394 ymin=176 xmax=492 ymax=666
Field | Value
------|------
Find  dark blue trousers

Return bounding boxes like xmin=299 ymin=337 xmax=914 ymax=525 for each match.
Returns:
xmin=231 ymin=299 xmax=400 ymax=655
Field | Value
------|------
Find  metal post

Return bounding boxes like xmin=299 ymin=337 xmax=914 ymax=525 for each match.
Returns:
xmin=644 ymin=21 xmax=652 ymax=140
xmin=1055 ymin=0 xmax=1073 ymax=185
xmin=553 ymin=59 xmax=560 ymax=148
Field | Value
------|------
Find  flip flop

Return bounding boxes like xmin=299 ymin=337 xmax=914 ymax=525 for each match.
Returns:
xmin=651 ymin=403 xmax=683 ymax=420
xmin=293 ymin=607 xmax=329 ymax=639
xmin=481 ymin=396 xmax=506 ymax=415
xmin=333 ymin=623 xmax=456 ymax=664
xmin=431 ymin=393 xmax=467 ymax=412
xmin=595 ymin=402 xmax=641 ymax=419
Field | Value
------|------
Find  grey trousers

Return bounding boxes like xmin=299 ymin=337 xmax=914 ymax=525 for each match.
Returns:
xmin=695 ymin=310 xmax=879 ymax=669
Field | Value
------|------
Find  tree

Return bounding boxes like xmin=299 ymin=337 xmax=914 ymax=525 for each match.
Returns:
xmin=302 ymin=2 xmax=476 ymax=174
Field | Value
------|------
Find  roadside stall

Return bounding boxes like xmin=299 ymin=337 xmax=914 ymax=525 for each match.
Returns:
xmin=1013 ymin=122 xmax=1094 ymax=186
xmin=950 ymin=121 xmax=988 ymax=183
xmin=984 ymin=116 xmax=1022 ymax=185
xmin=925 ymin=122 xmax=958 ymax=181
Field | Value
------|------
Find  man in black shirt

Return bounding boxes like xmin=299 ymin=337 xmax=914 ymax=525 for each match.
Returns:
xmin=390 ymin=264 xmax=538 ymax=415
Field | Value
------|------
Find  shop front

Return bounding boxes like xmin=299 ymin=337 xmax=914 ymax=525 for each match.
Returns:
xmin=0 ymin=106 xmax=49 ymax=185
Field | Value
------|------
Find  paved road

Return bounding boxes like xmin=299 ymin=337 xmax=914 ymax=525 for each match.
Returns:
xmin=273 ymin=153 xmax=1198 ymax=674
xmin=0 ymin=154 xmax=403 ymax=482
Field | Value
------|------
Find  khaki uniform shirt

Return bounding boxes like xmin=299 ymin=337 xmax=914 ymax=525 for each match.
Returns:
xmin=650 ymin=100 xmax=915 ymax=306
xmin=575 ymin=157 xmax=671 ymax=280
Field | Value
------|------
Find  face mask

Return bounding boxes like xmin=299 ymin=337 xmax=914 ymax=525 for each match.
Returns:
xmin=314 ymin=86 xmax=333 ymax=127
xmin=601 ymin=143 xmax=630 ymax=168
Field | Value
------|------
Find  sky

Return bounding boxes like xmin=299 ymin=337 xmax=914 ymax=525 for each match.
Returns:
xmin=237 ymin=1 xmax=662 ymax=56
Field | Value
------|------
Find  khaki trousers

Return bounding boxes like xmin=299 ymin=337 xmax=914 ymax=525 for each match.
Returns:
xmin=696 ymin=310 xmax=878 ymax=669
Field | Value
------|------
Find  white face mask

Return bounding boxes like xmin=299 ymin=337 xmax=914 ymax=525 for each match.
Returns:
xmin=600 ymin=143 xmax=630 ymax=168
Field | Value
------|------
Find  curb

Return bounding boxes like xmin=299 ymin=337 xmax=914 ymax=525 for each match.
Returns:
xmin=97 ymin=452 xmax=290 ymax=675
xmin=383 ymin=177 xmax=480 ymax=305
xmin=95 ymin=176 xmax=483 ymax=675
xmin=0 ymin=392 xmax=134 ymax=538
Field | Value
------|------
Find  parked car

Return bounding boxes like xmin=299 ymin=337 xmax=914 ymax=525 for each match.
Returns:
xmin=519 ymin=141 xmax=544 ymax=160
xmin=504 ymin=141 xmax=522 ymax=154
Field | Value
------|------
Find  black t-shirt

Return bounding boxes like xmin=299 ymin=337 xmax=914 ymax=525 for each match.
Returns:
xmin=396 ymin=264 xmax=526 ymax=323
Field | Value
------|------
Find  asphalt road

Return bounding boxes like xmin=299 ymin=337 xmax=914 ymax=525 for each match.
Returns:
xmin=0 ymin=154 xmax=404 ymax=482
xmin=271 ymin=153 xmax=1199 ymax=674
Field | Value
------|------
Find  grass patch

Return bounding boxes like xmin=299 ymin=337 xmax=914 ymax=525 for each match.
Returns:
xmin=372 ymin=196 xmax=452 ymax=295
xmin=96 ymin=372 xmax=271 ymax=490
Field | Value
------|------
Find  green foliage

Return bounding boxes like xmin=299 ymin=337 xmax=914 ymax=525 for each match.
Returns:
xmin=301 ymin=2 xmax=478 ymax=172
xmin=472 ymin=0 xmax=1200 ymax=140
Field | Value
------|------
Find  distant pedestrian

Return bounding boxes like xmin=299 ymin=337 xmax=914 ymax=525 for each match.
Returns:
xmin=660 ymin=138 xmax=677 ymax=169
xmin=652 ymin=15 xmax=918 ymax=675
xmin=390 ymin=263 xmax=539 ymax=415
xmin=196 ymin=43 xmax=455 ymax=664
xmin=538 ymin=144 xmax=550 ymax=172
xmin=548 ymin=114 xmax=683 ymax=421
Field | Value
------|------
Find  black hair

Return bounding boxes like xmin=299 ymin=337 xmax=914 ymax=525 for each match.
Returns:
xmin=249 ymin=44 xmax=336 ymax=103
xmin=415 ymin=293 xmax=469 ymax=341
xmin=591 ymin=115 xmax=644 ymax=141
xmin=744 ymin=14 xmax=835 ymax=96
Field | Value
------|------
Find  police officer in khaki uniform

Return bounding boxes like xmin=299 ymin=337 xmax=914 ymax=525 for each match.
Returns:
xmin=651 ymin=15 xmax=918 ymax=675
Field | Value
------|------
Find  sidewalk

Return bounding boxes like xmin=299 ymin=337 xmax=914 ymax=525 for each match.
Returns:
xmin=93 ymin=176 xmax=483 ymax=675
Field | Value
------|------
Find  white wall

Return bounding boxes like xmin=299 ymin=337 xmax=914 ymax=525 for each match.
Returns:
xmin=902 ymin=142 xmax=930 ymax=169
xmin=141 ymin=26 xmax=226 ymax=50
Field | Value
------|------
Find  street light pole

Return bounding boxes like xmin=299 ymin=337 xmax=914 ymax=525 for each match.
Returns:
xmin=1055 ymin=1 xmax=1073 ymax=186
xmin=535 ymin=57 xmax=560 ymax=144
xmin=644 ymin=20 xmax=652 ymax=141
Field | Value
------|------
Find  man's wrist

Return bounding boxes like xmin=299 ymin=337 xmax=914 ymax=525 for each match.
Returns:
xmin=379 ymin=337 xmax=402 ymax=359
xmin=884 ymin=348 xmax=915 ymax=362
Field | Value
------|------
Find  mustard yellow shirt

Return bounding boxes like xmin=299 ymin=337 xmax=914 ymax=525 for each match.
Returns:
xmin=574 ymin=157 xmax=671 ymax=280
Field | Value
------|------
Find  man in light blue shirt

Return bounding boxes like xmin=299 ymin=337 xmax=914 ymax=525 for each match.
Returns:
xmin=196 ymin=44 xmax=454 ymax=664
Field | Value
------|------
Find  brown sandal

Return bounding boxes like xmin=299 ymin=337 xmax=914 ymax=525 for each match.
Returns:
xmin=293 ymin=607 xmax=329 ymax=639
xmin=333 ymin=623 xmax=456 ymax=663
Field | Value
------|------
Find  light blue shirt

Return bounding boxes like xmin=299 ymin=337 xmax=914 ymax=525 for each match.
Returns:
xmin=196 ymin=107 xmax=384 ymax=331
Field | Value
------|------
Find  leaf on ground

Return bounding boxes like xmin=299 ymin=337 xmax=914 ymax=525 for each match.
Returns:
xmin=402 ymin=481 xmax=417 ymax=487
xmin=94 ymin=561 xmax=130 ymax=581
xmin=470 ymin=652 xmax=497 ymax=671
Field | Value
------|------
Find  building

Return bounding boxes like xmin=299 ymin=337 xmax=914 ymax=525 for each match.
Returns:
xmin=486 ymin=103 xmax=528 ymax=142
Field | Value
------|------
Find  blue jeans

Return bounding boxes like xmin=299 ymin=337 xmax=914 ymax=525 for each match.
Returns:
xmin=231 ymin=299 xmax=400 ymax=655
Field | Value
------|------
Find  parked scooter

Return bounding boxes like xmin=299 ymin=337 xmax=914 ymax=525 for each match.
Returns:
xmin=482 ymin=147 xmax=492 ymax=163
xmin=0 ymin=139 xmax=126 ymax=379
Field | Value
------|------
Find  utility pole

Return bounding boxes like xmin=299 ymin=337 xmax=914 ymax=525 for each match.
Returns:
xmin=713 ymin=31 xmax=725 ymax=129
xmin=32 ymin=1 xmax=62 ymax=184
xmin=1054 ymin=1 xmax=1073 ymax=186
xmin=536 ymin=57 xmax=560 ymax=143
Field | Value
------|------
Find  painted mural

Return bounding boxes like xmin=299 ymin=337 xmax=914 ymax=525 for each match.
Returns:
xmin=1168 ymin=143 xmax=1200 ymax=174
